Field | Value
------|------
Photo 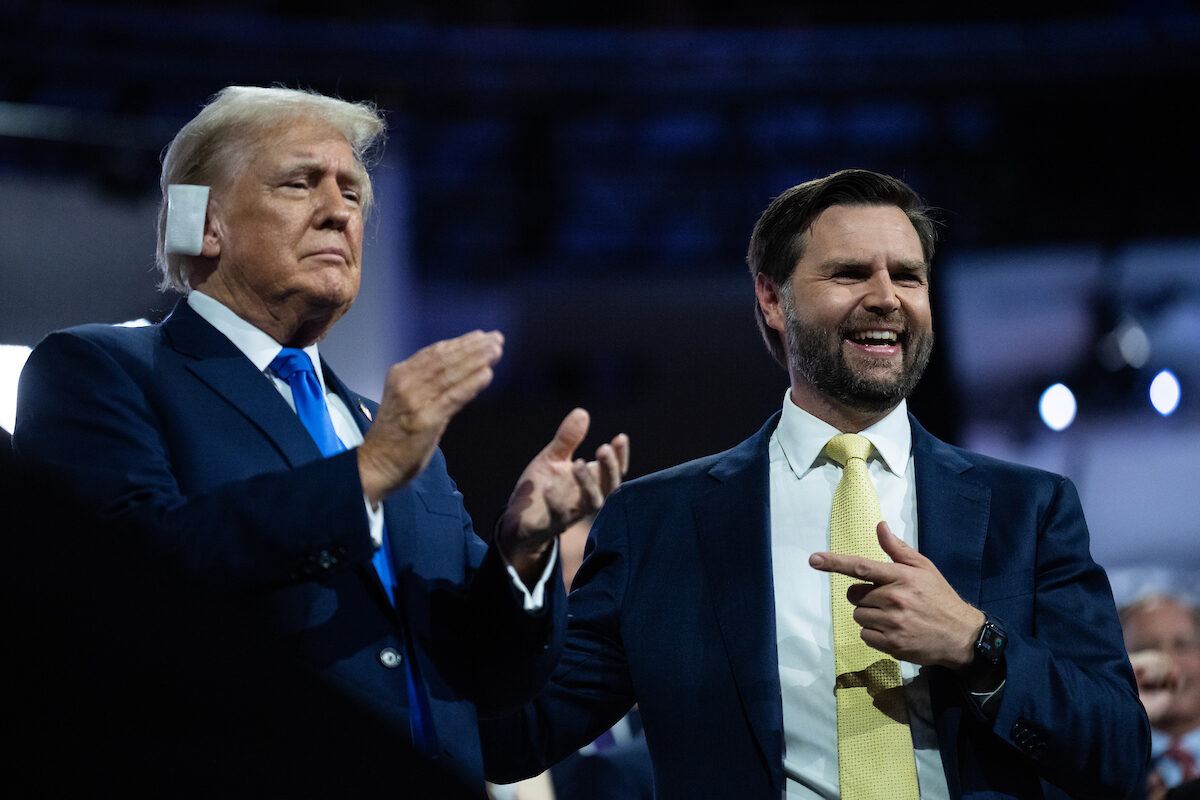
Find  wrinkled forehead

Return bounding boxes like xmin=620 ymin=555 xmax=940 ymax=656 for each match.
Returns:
xmin=215 ymin=114 xmax=367 ymax=189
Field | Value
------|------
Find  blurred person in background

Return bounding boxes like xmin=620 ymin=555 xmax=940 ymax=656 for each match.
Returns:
xmin=1123 ymin=593 xmax=1200 ymax=799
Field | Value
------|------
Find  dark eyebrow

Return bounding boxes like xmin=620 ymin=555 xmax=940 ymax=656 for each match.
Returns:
xmin=825 ymin=260 xmax=926 ymax=272
xmin=818 ymin=258 xmax=929 ymax=277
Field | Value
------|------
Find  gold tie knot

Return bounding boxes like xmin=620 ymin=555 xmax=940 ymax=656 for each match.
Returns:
xmin=825 ymin=433 xmax=873 ymax=468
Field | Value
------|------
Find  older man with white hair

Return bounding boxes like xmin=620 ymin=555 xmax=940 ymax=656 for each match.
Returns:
xmin=13 ymin=85 xmax=627 ymax=797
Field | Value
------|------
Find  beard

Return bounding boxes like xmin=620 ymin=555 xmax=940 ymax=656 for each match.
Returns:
xmin=782 ymin=287 xmax=934 ymax=415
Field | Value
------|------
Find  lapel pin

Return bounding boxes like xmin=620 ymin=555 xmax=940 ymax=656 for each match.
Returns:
xmin=358 ymin=400 xmax=373 ymax=423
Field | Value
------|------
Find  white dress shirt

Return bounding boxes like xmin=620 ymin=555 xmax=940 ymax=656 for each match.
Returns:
xmin=185 ymin=290 xmax=555 ymax=608
xmin=769 ymin=391 xmax=950 ymax=800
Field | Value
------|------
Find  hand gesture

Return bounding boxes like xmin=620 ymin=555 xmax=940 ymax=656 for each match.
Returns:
xmin=358 ymin=331 xmax=503 ymax=504
xmin=809 ymin=521 xmax=984 ymax=668
xmin=497 ymin=408 xmax=629 ymax=581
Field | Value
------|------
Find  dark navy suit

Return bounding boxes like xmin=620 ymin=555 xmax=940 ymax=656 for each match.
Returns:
xmin=12 ymin=299 xmax=564 ymax=797
xmin=483 ymin=413 xmax=1149 ymax=799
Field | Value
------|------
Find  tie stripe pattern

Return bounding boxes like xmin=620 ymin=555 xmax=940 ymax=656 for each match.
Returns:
xmin=825 ymin=433 xmax=920 ymax=799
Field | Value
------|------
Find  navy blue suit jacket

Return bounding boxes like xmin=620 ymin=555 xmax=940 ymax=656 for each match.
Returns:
xmin=13 ymin=299 xmax=564 ymax=796
xmin=483 ymin=412 xmax=1149 ymax=799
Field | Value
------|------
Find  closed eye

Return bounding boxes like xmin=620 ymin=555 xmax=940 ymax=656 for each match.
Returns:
xmin=831 ymin=268 xmax=871 ymax=282
xmin=893 ymin=270 xmax=926 ymax=286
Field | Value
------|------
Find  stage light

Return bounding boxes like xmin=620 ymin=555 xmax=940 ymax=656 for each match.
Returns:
xmin=1149 ymin=369 xmax=1181 ymax=417
xmin=0 ymin=344 xmax=33 ymax=433
xmin=1 ymin=322 xmax=145 ymax=433
xmin=1039 ymin=383 xmax=1076 ymax=431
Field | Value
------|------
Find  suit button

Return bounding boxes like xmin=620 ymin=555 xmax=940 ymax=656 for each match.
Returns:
xmin=379 ymin=647 xmax=403 ymax=669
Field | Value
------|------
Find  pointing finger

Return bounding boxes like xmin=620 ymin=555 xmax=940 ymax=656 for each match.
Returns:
xmin=876 ymin=521 xmax=927 ymax=568
xmin=809 ymin=551 xmax=900 ymax=585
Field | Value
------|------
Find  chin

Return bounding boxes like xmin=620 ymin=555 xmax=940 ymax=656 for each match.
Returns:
xmin=309 ymin=273 xmax=359 ymax=308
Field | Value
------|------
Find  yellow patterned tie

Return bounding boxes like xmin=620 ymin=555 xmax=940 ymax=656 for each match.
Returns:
xmin=825 ymin=433 xmax=920 ymax=799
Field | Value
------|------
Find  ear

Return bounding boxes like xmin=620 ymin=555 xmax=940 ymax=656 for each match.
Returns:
xmin=200 ymin=205 xmax=221 ymax=259
xmin=755 ymin=273 xmax=786 ymax=334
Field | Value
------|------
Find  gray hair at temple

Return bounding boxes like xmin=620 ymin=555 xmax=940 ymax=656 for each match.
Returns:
xmin=155 ymin=86 xmax=386 ymax=293
xmin=746 ymin=169 xmax=938 ymax=368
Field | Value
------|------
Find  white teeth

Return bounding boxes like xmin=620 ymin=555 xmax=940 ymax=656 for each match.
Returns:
xmin=856 ymin=331 xmax=897 ymax=342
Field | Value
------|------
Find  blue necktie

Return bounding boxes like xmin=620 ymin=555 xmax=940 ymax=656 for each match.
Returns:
xmin=270 ymin=349 xmax=398 ymax=589
xmin=269 ymin=347 xmax=437 ymax=756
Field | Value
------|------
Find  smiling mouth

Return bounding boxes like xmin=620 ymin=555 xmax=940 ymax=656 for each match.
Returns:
xmin=847 ymin=330 xmax=900 ymax=347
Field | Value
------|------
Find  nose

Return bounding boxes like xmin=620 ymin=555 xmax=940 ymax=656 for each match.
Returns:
xmin=863 ymin=270 xmax=899 ymax=314
xmin=314 ymin=179 xmax=352 ymax=230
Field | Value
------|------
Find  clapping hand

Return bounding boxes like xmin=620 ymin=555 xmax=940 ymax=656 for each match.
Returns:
xmin=497 ymin=408 xmax=629 ymax=583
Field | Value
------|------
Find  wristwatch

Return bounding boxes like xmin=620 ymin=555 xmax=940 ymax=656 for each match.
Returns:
xmin=971 ymin=613 xmax=1008 ymax=671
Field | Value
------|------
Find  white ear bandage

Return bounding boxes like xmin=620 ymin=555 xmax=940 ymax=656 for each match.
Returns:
xmin=164 ymin=184 xmax=210 ymax=256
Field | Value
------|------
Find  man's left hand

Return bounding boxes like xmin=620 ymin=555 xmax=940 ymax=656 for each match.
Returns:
xmin=496 ymin=408 xmax=629 ymax=583
xmin=809 ymin=521 xmax=984 ymax=668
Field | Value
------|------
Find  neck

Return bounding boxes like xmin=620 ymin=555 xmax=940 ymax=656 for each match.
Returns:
xmin=1158 ymin=716 xmax=1200 ymax=738
xmin=190 ymin=280 xmax=339 ymax=348
xmin=786 ymin=381 xmax=898 ymax=434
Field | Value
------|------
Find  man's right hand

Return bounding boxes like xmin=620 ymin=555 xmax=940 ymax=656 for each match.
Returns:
xmin=357 ymin=330 xmax=503 ymax=504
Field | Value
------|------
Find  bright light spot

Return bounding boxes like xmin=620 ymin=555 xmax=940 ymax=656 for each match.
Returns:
xmin=117 ymin=318 xmax=151 ymax=327
xmin=1149 ymin=370 xmax=1181 ymax=416
xmin=1096 ymin=317 xmax=1152 ymax=371
xmin=1039 ymin=383 xmax=1077 ymax=431
xmin=1115 ymin=322 xmax=1151 ymax=369
xmin=0 ymin=344 xmax=33 ymax=433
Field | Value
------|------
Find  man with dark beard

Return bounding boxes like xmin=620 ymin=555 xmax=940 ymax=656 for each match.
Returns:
xmin=483 ymin=169 xmax=1147 ymax=799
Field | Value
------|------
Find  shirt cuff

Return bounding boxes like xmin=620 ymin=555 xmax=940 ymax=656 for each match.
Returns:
xmin=363 ymin=496 xmax=385 ymax=548
xmin=968 ymin=678 xmax=1006 ymax=717
xmin=502 ymin=538 xmax=560 ymax=612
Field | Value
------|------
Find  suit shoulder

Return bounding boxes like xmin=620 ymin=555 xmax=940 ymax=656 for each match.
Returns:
xmin=616 ymin=435 xmax=762 ymax=500
xmin=34 ymin=319 xmax=165 ymax=363
xmin=922 ymin=432 xmax=1071 ymax=493
xmin=618 ymin=413 xmax=775 ymax=494
xmin=630 ymin=450 xmax=726 ymax=486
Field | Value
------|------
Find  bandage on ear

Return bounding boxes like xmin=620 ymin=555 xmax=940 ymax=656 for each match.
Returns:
xmin=164 ymin=184 xmax=210 ymax=255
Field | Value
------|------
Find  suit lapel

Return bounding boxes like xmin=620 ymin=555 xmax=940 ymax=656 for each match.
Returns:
xmin=163 ymin=299 xmax=323 ymax=467
xmin=320 ymin=360 xmax=376 ymax=439
xmin=910 ymin=416 xmax=991 ymax=799
xmin=692 ymin=414 xmax=784 ymax=790
xmin=910 ymin=416 xmax=990 ymax=604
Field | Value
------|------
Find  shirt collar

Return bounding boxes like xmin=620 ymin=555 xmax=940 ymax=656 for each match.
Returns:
xmin=774 ymin=390 xmax=912 ymax=480
xmin=186 ymin=290 xmax=327 ymax=387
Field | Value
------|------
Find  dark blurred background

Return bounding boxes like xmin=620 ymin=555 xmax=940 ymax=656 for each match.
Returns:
xmin=2 ymin=1 xmax=1198 ymax=599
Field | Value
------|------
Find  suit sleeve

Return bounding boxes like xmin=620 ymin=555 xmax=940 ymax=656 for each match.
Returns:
xmin=961 ymin=473 xmax=1150 ymax=798
xmin=481 ymin=489 xmax=637 ymax=781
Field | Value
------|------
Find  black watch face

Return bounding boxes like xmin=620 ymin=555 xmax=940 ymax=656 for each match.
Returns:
xmin=978 ymin=624 xmax=1006 ymax=661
